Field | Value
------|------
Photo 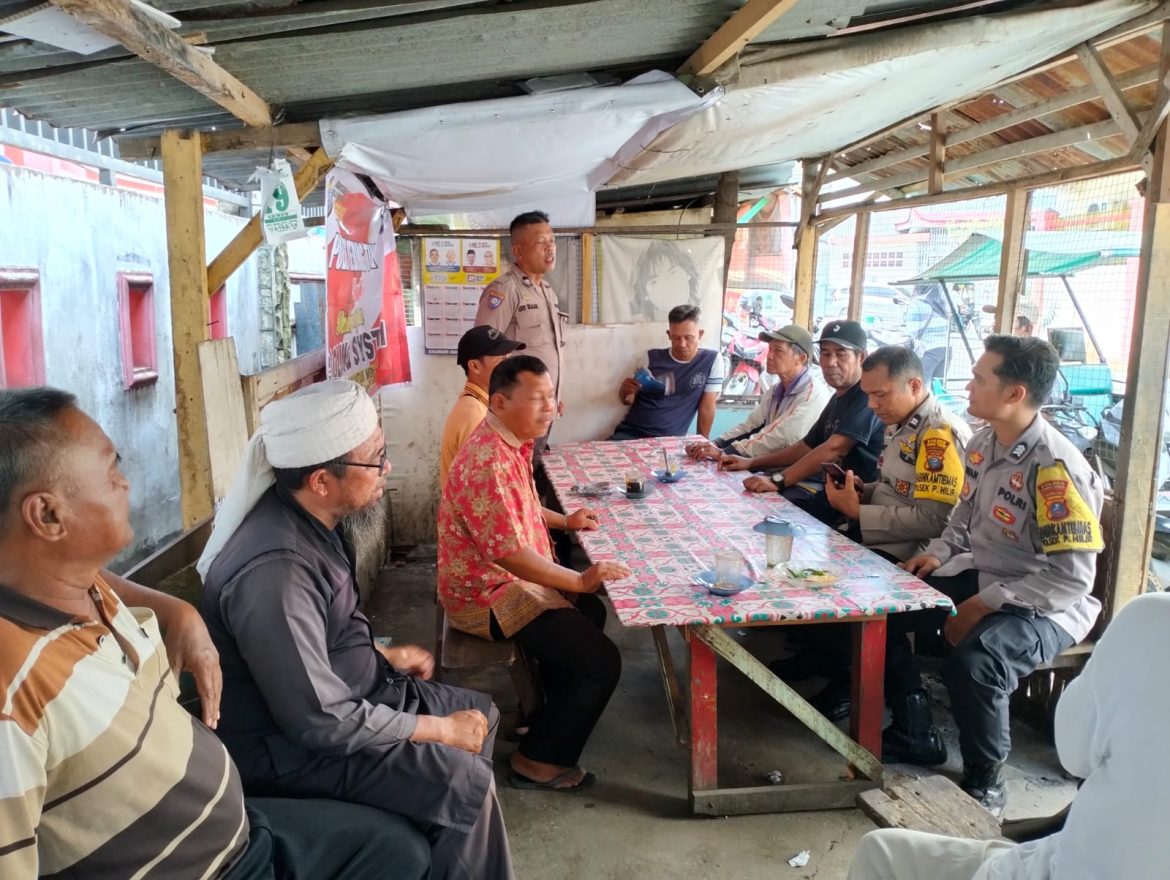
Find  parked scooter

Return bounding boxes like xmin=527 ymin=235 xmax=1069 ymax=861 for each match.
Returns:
xmin=723 ymin=324 xmax=769 ymax=397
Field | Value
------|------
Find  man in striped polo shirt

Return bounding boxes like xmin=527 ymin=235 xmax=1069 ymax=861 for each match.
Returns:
xmin=0 ymin=388 xmax=426 ymax=879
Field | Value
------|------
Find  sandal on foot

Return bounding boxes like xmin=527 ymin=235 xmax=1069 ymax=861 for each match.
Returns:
xmin=508 ymin=768 xmax=596 ymax=792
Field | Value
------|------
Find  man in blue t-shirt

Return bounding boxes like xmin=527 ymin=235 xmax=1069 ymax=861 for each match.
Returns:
xmin=608 ymin=304 xmax=724 ymax=440
xmin=721 ymin=320 xmax=884 ymax=526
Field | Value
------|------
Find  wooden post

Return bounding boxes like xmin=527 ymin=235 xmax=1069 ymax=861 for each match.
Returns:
xmin=994 ymin=188 xmax=1032 ymax=335
xmin=1110 ymin=99 xmax=1170 ymax=617
xmin=714 ymin=171 xmax=740 ymax=299
xmin=793 ymin=161 xmax=823 ymax=330
xmin=161 ymin=129 xmax=214 ymax=528
xmin=928 ymin=112 xmax=945 ymax=194
xmin=580 ymin=232 xmax=595 ymax=324
xmin=847 ymin=212 xmax=870 ymax=322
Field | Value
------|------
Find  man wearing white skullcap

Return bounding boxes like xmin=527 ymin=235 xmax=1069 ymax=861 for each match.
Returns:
xmin=198 ymin=380 xmax=515 ymax=880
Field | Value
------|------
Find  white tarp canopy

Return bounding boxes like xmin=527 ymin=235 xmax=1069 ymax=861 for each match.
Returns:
xmin=603 ymin=0 xmax=1149 ymax=189
xmin=321 ymin=72 xmax=718 ymax=227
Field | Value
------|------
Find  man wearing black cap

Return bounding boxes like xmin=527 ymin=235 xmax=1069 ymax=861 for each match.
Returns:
xmin=722 ymin=320 xmax=884 ymax=526
xmin=440 ymin=325 xmax=525 ymax=485
xmin=686 ymin=323 xmax=830 ymax=461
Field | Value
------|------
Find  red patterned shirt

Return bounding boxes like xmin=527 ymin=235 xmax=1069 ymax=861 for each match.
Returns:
xmin=438 ymin=413 xmax=570 ymax=638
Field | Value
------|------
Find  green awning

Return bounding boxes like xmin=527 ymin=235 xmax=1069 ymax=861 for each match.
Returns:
xmin=898 ymin=231 xmax=1141 ymax=283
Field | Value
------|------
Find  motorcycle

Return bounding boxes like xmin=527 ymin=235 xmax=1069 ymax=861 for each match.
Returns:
xmin=723 ymin=324 xmax=769 ymax=397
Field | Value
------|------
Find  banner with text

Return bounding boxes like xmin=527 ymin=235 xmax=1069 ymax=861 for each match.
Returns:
xmin=421 ymin=237 xmax=502 ymax=354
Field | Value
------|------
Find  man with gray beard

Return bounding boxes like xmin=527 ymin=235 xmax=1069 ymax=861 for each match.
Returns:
xmin=198 ymin=380 xmax=514 ymax=880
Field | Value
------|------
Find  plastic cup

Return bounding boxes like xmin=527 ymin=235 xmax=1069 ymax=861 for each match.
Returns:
xmin=714 ymin=549 xmax=745 ymax=588
xmin=765 ymin=534 xmax=794 ymax=567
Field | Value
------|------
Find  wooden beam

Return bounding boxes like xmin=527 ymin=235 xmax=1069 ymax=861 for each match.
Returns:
xmin=714 ymin=170 xmax=740 ymax=287
xmin=1111 ymin=32 xmax=1170 ymax=619
xmin=994 ymin=189 xmax=1031 ymax=335
xmin=678 ymin=0 xmax=802 ymax=77
xmin=206 ymin=148 xmax=333 ymax=296
xmin=928 ymin=113 xmax=945 ymax=194
xmin=798 ymin=156 xmax=832 ymax=234
xmin=117 ymin=122 xmax=321 ymax=161
xmin=1133 ymin=62 xmax=1170 ymax=158
xmin=48 ymin=0 xmax=271 ymax=127
xmin=580 ymin=232 xmax=595 ymax=324
xmin=815 ymin=155 xmax=1139 ymax=222
xmin=1076 ymin=43 xmax=1142 ymax=145
xmin=161 ymin=129 xmax=214 ymax=528
xmin=240 ymin=349 xmax=326 ymax=436
xmin=847 ymin=212 xmax=869 ymax=322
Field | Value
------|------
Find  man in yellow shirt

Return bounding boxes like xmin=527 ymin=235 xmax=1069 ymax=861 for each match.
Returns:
xmin=440 ymin=325 xmax=525 ymax=484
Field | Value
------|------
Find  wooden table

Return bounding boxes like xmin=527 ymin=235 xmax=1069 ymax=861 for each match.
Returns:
xmin=543 ymin=437 xmax=954 ymax=816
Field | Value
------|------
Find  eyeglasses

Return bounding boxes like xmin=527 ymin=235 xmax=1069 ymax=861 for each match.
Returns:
xmin=340 ymin=447 xmax=388 ymax=471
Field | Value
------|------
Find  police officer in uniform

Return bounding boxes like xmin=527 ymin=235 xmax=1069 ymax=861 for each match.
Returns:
xmin=773 ymin=347 xmax=971 ymax=720
xmin=475 ymin=211 xmax=565 ymax=460
xmin=896 ymin=335 xmax=1104 ymax=816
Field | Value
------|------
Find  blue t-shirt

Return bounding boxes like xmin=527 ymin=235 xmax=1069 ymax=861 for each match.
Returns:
xmin=801 ymin=379 xmax=884 ymax=482
xmin=614 ymin=348 xmax=719 ymax=438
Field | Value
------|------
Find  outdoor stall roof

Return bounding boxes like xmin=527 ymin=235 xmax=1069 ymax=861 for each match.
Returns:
xmin=898 ymin=230 xmax=1142 ymax=282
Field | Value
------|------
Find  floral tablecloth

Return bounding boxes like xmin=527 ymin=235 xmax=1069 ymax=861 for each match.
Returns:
xmin=543 ymin=437 xmax=955 ymax=628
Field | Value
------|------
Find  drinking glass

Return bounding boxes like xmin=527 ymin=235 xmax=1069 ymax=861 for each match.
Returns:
xmin=714 ymin=549 xmax=745 ymax=588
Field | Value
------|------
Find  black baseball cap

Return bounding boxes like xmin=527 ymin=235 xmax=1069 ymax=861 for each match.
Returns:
xmin=817 ymin=319 xmax=867 ymax=352
xmin=457 ymin=325 xmax=525 ymax=368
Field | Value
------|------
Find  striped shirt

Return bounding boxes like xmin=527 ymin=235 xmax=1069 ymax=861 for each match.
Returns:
xmin=0 ymin=576 xmax=248 ymax=879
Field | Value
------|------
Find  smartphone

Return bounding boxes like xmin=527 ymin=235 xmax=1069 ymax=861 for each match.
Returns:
xmin=821 ymin=462 xmax=848 ymax=488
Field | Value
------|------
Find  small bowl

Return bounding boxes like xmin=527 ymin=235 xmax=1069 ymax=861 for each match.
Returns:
xmin=653 ymin=468 xmax=685 ymax=483
xmin=693 ymin=569 xmax=755 ymax=597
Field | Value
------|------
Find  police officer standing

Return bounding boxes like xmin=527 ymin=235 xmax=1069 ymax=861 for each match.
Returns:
xmin=476 ymin=211 xmax=565 ymax=459
xmin=895 ymin=335 xmax=1104 ymax=816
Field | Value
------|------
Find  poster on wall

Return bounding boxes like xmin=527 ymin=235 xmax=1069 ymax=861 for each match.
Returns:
xmin=599 ymin=236 xmax=725 ymax=325
xmin=325 ymin=168 xmax=411 ymax=390
xmin=422 ymin=237 xmax=502 ymax=354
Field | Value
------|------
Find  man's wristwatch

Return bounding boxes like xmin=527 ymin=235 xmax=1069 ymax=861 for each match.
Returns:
xmin=771 ymin=472 xmax=786 ymax=490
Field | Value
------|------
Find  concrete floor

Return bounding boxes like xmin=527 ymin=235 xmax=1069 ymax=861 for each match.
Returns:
xmin=365 ymin=547 xmax=1077 ymax=880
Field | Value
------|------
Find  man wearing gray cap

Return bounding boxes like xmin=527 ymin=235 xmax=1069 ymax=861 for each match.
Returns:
xmin=686 ymin=323 xmax=830 ymax=461
xmin=722 ymin=320 xmax=884 ymax=526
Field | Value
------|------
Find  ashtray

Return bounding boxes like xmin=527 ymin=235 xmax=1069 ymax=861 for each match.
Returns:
xmin=652 ymin=468 xmax=685 ymax=483
xmin=572 ymin=482 xmax=613 ymax=497
xmin=693 ymin=569 xmax=756 ymax=597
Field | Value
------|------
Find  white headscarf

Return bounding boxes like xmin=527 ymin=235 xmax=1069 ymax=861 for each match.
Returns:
xmin=196 ymin=379 xmax=379 ymax=578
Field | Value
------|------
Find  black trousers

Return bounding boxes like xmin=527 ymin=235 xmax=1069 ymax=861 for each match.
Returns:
xmin=886 ymin=570 xmax=1074 ymax=768
xmin=226 ymin=797 xmax=431 ymax=880
xmin=491 ymin=593 xmax=621 ymax=767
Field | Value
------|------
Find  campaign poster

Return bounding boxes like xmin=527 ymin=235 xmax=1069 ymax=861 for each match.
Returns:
xmin=325 ymin=168 xmax=411 ymax=389
xmin=422 ymin=237 xmax=501 ymax=354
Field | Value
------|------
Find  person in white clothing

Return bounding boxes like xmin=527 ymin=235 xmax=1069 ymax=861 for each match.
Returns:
xmin=847 ymin=591 xmax=1170 ymax=880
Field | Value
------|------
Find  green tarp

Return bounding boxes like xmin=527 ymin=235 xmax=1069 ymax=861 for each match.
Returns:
xmin=898 ymin=230 xmax=1140 ymax=283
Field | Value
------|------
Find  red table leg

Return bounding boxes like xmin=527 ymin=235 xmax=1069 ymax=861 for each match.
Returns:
xmin=850 ymin=618 xmax=887 ymax=761
xmin=689 ymin=630 xmax=718 ymax=794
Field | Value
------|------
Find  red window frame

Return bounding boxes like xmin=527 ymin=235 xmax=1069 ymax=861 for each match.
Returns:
xmin=117 ymin=272 xmax=158 ymax=389
xmin=0 ymin=269 xmax=46 ymax=389
xmin=209 ymin=285 xmax=228 ymax=341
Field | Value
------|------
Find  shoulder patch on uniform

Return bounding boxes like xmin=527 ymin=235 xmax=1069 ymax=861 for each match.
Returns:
xmin=913 ymin=425 xmax=963 ymax=505
xmin=1035 ymin=460 xmax=1103 ymax=554
xmin=486 ymin=294 xmax=503 ymax=310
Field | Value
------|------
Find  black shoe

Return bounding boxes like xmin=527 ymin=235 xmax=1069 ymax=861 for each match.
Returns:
xmin=961 ymin=762 xmax=1007 ymax=818
xmin=881 ymin=689 xmax=947 ymax=766
xmin=810 ymin=680 xmax=851 ymax=722
xmin=767 ymin=650 xmax=831 ymax=682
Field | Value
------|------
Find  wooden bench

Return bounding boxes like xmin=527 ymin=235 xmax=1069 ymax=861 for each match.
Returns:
xmin=435 ymin=610 xmax=542 ymax=719
xmin=858 ymin=773 xmax=1002 ymax=840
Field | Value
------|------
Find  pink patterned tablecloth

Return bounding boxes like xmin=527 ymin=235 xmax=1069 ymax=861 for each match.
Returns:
xmin=543 ymin=437 xmax=955 ymax=628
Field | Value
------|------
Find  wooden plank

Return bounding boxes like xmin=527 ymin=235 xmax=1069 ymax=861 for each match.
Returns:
xmin=678 ymin=0 xmax=802 ymax=77
xmin=847 ymin=212 xmax=869 ymax=322
xmin=1076 ymin=43 xmax=1142 ymax=145
xmin=849 ymin=618 xmax=885 ymax=761
xmin=207 ymin=149 xmax=333 ymax=296
xmin=651 ymin=626 xmax=689 ymax=748
xmin=928 ymin=113 xmax=946 ymax=194
xmin=580 ymin=232 xmax=594 ymax=324
xmin=693 ymin=780 xmax=878 ymax=817
xmin=440 ymin=616 xmax=516 ymax=670
xmin=858 ymin=774 xmax=1002 ymax=840
xmin=117 ymin=122 xmax=322 ymax=161
xmin=714 ymin=170 xmax=740 ymax=286
xmin=198 ymin=338 xmax=249 ymax=504
xmin=124 ymin=517 xmax=213 ymax=588
xmin=47 ymin=0 xmax=270 ymax=127
xmin=815 ymin=156 xmax=1139 ymax=222
xmin=162 ymin=129 xmax=214 ymax=529
xmin=694 ymin=625 xmax=884 ymax=781
xmin=689 ymin=629 xmax=719 ymax=795
xmin=1111 ymin=50 xmax=1170 ymax=618
xmin=1134 ymin=36 xmax=1170 ymax=159
xmin=239 ymin=349 xmax=327 ymax=435
xmin=994 ymin=189 xmax=1032 ymax=335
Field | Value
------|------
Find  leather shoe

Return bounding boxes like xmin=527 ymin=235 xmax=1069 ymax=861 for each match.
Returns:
xmin=809 ymin=680 xmax=851 ymax=722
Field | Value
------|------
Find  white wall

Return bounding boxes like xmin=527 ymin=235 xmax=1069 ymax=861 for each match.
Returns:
xmin=379 ymin=320 xmax=712 ymax=544
xmin=0 ymin=166 xmax=258 ymax=567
